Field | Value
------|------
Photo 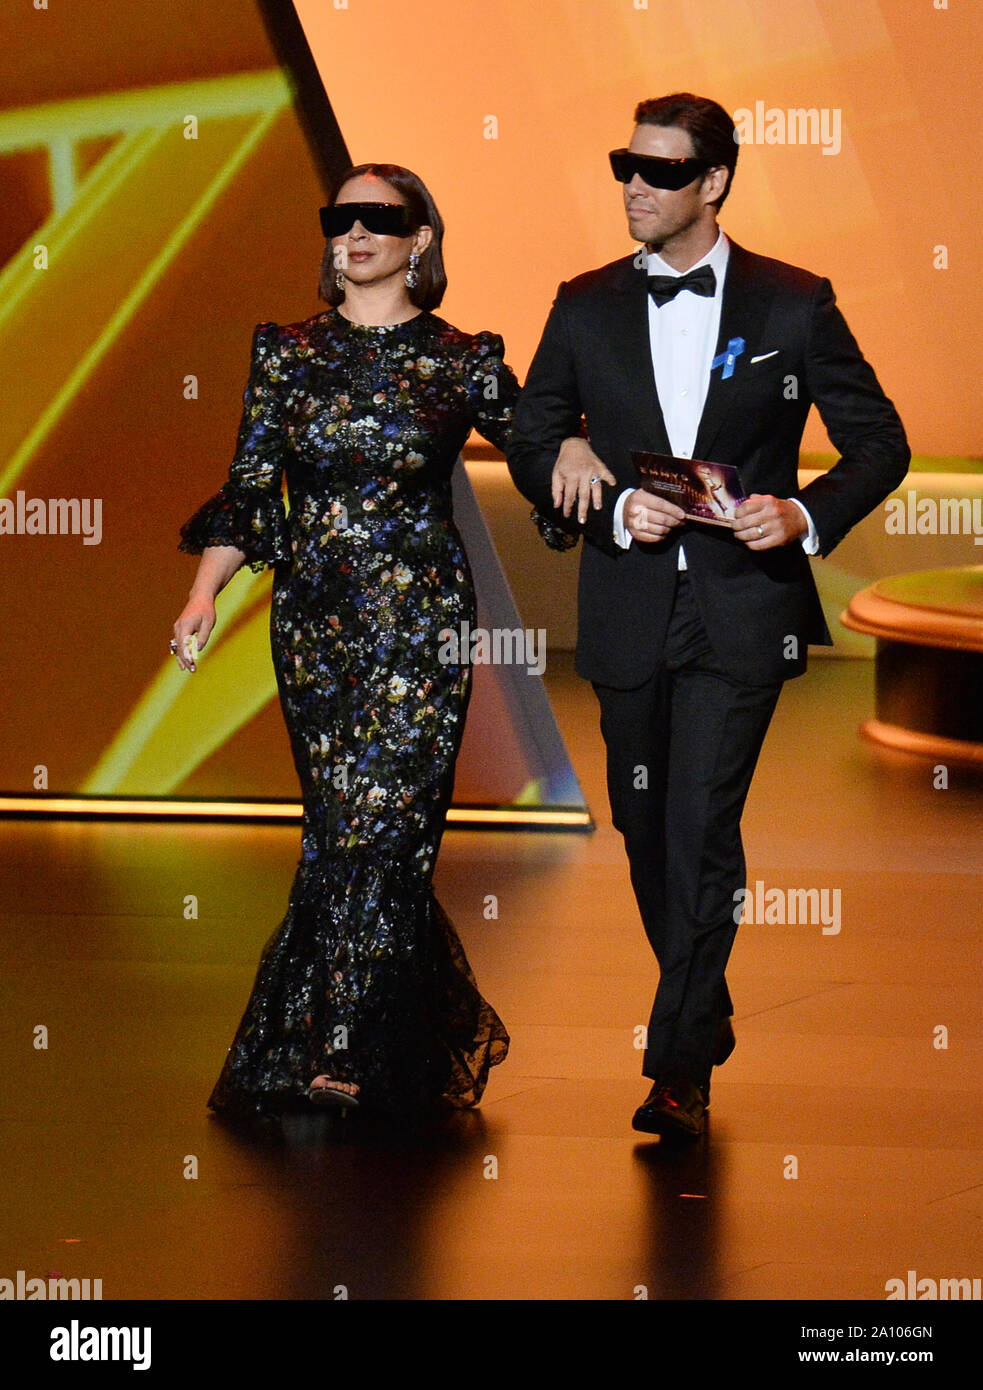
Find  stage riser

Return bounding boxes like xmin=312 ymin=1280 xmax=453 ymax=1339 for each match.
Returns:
xmin=875 ymin=641 xmax=983 ymax=744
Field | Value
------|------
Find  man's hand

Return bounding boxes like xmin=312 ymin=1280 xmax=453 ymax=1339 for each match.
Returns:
xmin=731 ymin=495 xmax=807 ymax=549
xmin=624 ymin=488 xmax=686 ymax=542
xmin=552 ymin=436 xmax=617 ymax=524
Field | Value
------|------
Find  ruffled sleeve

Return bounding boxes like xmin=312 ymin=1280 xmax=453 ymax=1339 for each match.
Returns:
xmin=178 ymin=321 xmax=291 ymax=574
xmin=463 ymin=329 xmax=577 ymax=548
xmin=467 ymin=329 xmax=584 ymax=553
xmin=529 ymin=505 xmax=579 ymax=551
xmin=464 ymin=331 xmax=521 ymax=455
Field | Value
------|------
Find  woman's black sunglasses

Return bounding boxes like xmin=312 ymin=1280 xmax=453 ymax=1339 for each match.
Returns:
xmin=319 ymin=202 xmax=417 ymax=238
xmin=609 ymin=149 xmax=711 ymax=190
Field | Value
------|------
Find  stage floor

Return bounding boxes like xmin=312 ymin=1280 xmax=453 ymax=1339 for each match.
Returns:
xmin=2 ymin=656 xmax=981 ymax=1302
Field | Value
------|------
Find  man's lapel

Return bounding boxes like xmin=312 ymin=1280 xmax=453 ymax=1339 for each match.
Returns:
xmin=693 ymin=240 xmax=773 ymax=462
xmin=608 ymin=258 xmax=673 ymax=457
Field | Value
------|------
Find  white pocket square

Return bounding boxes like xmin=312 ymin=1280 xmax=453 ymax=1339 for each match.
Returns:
xmin=750 ymin=350 xmax=780 ymax=364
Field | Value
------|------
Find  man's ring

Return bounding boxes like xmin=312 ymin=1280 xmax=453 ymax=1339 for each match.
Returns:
xmin=589 ymin=475 xmax=601 ymax=486
xmin=757 ymin=524 xmax=764 ymax=537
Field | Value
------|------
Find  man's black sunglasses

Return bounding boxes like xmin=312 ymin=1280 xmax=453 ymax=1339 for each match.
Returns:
xmin=319 ymin=202 xmax=417 ymax=238
xmin=609 ymin=149 xmax=711 ymax=190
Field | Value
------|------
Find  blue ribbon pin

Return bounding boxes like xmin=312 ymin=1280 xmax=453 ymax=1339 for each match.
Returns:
xmin=711 ymin=336 xmax=745 ymax=379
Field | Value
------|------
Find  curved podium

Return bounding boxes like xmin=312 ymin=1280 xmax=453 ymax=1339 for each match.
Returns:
xmin=841 ymin=567 xmax=983 ymax=765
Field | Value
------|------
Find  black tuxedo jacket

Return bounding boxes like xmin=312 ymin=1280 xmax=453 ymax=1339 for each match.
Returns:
xmin=506 ymin=239 xmax=910 ymax=688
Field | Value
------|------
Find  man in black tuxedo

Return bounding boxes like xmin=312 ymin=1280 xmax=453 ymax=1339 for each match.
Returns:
xmin=506 ymin=92 xmax=909 ymax=1138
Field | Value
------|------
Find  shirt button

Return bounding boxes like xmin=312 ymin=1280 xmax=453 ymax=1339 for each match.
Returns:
xmin=681 ymin=328 xmax=688 ymax=335
xmin=680 ymin=389 xmax=688 ymax=396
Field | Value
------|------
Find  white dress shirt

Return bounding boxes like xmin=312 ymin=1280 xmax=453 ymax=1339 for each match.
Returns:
xmin=611 ymin=230 xmax=818 ymax=564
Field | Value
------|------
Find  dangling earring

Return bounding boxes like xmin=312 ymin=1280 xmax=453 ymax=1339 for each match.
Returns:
xmin=335 ymin=269 xmax=345 ymax=291
xmin=405 ymin=252 xmax=420 ymax=289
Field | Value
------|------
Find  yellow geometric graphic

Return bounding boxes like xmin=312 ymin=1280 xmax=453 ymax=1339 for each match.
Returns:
xmin=82 ymin=566 xmax=273 ymax=794
xmin=0 ymin=73 xmax=290 ymax=494
xmin=0 ymin=73 xmax=305 ymax=795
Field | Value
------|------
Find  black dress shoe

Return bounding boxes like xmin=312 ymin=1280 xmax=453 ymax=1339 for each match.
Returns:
xmin=632 ymin=1077 xmax=706 ymax=1139
xmin=714 ymin=1016 xmax=736 ymax=1066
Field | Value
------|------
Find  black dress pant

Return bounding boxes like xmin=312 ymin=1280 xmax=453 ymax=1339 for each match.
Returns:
xmin=592 ymin=571 xmax=783 ymax=1093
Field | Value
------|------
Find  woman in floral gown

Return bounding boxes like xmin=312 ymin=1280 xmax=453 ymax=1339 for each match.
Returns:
xmin=173 ymin=164 xmax=517 ymax=1123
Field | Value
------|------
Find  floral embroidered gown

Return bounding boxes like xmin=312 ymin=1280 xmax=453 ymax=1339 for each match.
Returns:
xmin=179 ymin=307 xmax=516 ymax=1120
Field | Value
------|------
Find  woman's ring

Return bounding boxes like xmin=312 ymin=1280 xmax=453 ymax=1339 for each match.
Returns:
xmin=589 ymin=475 xmax=601 ymax=486
xmin=757 ymin=524 xmax=764 ymax=537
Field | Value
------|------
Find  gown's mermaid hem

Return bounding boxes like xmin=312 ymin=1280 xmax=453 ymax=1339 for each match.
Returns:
xmin=206 ymin=878 xmax=509 ymax=1123
xmin=181 ymin=309 xmax=518 ymax=1126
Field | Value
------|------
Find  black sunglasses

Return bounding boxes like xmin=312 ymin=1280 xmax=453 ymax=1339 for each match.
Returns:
xmin=609 ymin=149 xmax=711 ymax=190
xmin=319 ymin=202 xmax=417 ymax=238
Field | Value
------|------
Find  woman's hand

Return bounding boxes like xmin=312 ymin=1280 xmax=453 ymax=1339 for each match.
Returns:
xmin=171 ymin=595 xmax=216 ymax=672
xmin=552 ymin=436 xmax=617 ymax=525
xmin=171 ymin=544 xmax=244 ymax=670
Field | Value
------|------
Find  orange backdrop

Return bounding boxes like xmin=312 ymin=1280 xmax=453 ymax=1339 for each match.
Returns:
xmin=296 ymin=0 xmax=980 ymax=454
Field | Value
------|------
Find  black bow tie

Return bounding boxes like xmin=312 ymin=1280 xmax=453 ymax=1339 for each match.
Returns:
xmin=647 ymin=264 xmax=716 ymax=306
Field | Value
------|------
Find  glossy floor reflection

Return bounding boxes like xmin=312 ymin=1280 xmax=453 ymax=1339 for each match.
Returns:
xmin=1 ymin=657 xmax=981 ymax=1300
